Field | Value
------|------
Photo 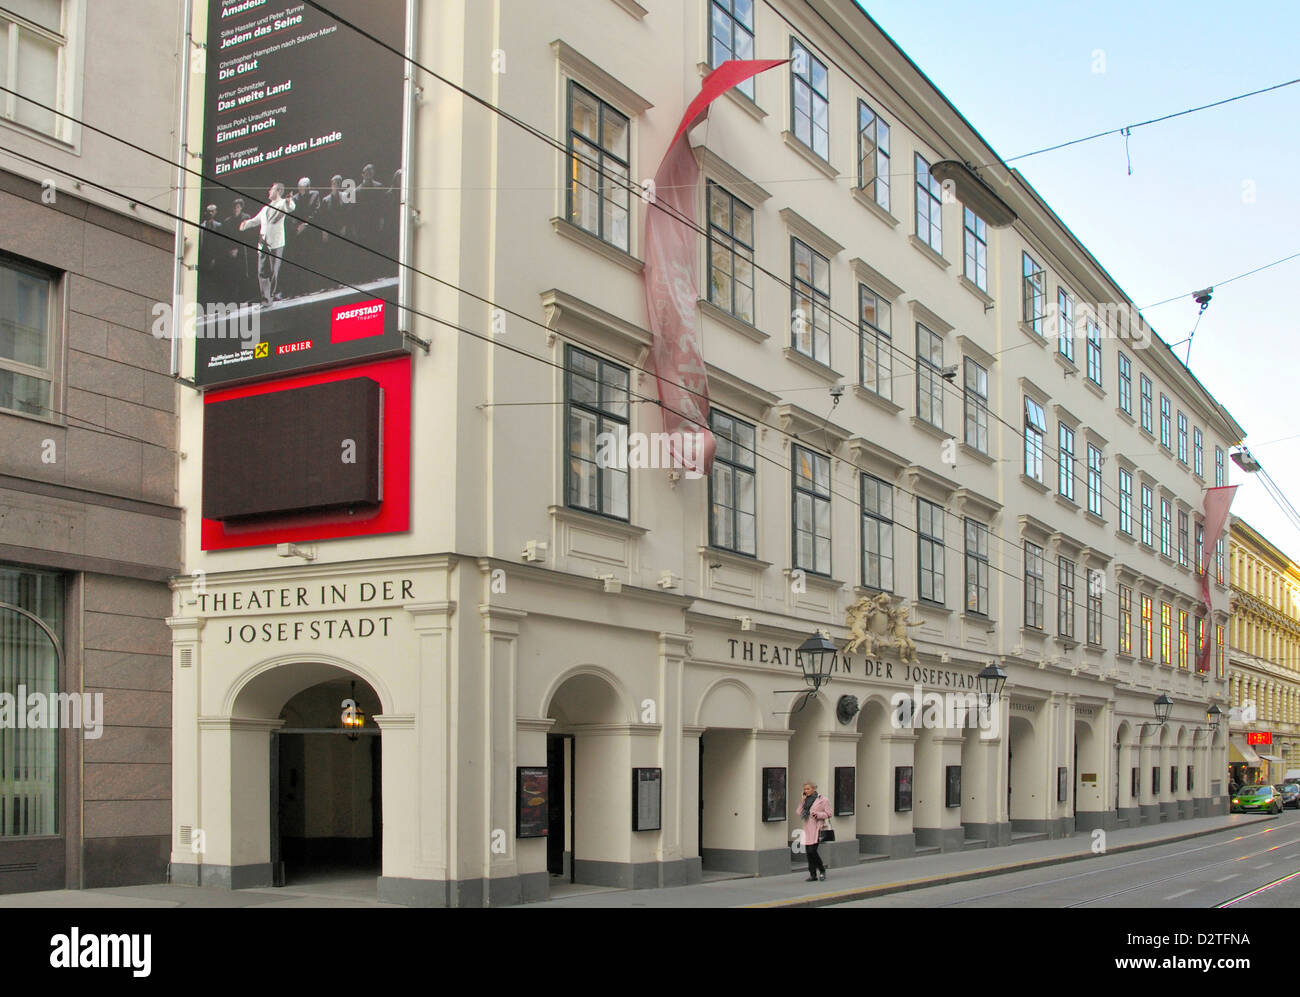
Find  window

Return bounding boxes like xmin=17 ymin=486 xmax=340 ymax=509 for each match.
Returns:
xmin=710 ymin=0 xmax=755 ymax=99
xmin=706 ymin=182 xmax=755 ymax=324
xmin=709 ymin=410 xmax=756 ymax=556
xmin=1140 ymin=593 xmax=1153 ymax=659
xmin=1024 ymin=397 xmax=1046 ymax=482
xmin=790 ymin=38 xmax=829 ymax=161
xmin=1022 ymin=252 xmax=1045 ymax=334
xmin=0 ymin=1 xmax=68 ymax=138
xmin=792 ymin=445 xmax=831 ymax=575
xmin=861 ymin=474 xmax=894 ymax=591
xmin=1178 ymin=610 xmax=1189 ymax=668
xmin=1139 ymin=374 xmax=1153 ymax=433
xmin=1057 ymin=289 xmax=1074 ymax=361
xmin=1160 ymin=497 xmax=1172 ymax=558
xmin=965 ymin=519 xmax=989 ymax=616
xmin=1193 ymin=427 xmax=1204 ymax=477
xmin=1118 ymin=352 xmax=1132 ymax=415
xmin=917 ymin=498 xmax=945 ymax=604
xmin=1160 ymin=603 xmax=1172 ymax=664
xmin=1177 ymin=411 xmax=1188 ymax=464
xmin=0 ymin=256 xmax=56 ymax=417
xmin=567 ymin=81 xmax=630 ymax=252
xmin=1177 ymin=510 xmax=1189 ymax=567
xmin=915 ymin=154 xmax=943 ymax=253
xmin=1058 ymin=423 xmax=1075 ymax=501
xmin=1216 ymin=624 xmax=1225 ymax=677
xmin=1216 ymin=538 xmax=1225 ymax=584
xmin=1196 ymin=616 xmax=1206 ymax=665
xmin=0 ymin=564 xmax=63 ymax=836
xmin=857 ymin=100 xmax=890 ymax=210
xmin=963 ymin=208 xmax=987 ymax=291
xmin=859 ymin=285 xmax=892 ymax=399
xmin=1140 ymin=484 xmax=1153 ymax=547
xmin=1119 ymin=468 xmax=1133 ymax=534
xmin=1118 ymin=584 xmax=1132 ymax=654
xmin=791 ymin=238 xmax=830 ymax=365
xmin=1058 ymin=557 xmax=1075 ymax=639
xmin=963 ymin=358 xmax=988 ymax=454
xmin=1087 ymin=445 xmax=1103 ymax=517
xmin=1159 ymin=394 xmax=1171 ymax=449
xmin=565 ymin=346 xmax=630 ymax=518
xmin=1086 ymin=319 xmax=1102 ymax=386
xmin=1087 ymin=569 xmax=1103 ymax=646
xmin=1195 ymin=522 xmax=1204 ymax=573
xmin=916 ymin=324 xmax=943 ymax=429
xmin=1215 ymin=446 xmax=1225 ymax=487
xmin=1024 ymin=542 xmax=1045 ymax=629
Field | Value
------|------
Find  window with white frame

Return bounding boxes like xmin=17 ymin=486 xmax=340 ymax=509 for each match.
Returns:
xmin=857 ymin=100 xmax=890 ymax=210
xmin=1086 ymin=319 xmax=1102 ymax=385
xmin=915 ymin=153 xmax=942 ymax=253
xmin=1058 ymin=557 xmax=1075 ymax=639
xmin=566 ymin=81 xmax=630 ymax=252
xmin=1178 ymin=509 xmax=1189 ymax=567
xmin=792 ymin=444 xmax=831 ymax=575
xmin=1119 ymin=468 xmax=1133 ymax=534
xmin=963 ymin=357 xmax=988 ymax=454
xmin=1140 ymin=483 xmax=1153 ymax=546
xmin=963 ymin=208 xmax=987 ymax=291
xmin=1087 ymin=569 xmax=1104 ymax=646
xmin=1215 ymin=446 xmax=1225 ymax=487
xmin=1087 ymin=444 xmax=1103 ymax=517
xmin=1140 ymin=593 xmax=1153 ymax=659
xmin=709 ymin=409 xmax=756 ymax=556
xmin=1118 ymin=352 xmax=1132 ymax=415
xmin=1159 ymin=393 xmax=1172 ymax=449
xmin=859 ymin=284 xmax=891 ymax=399
xmin=1022 ymin=252 xmax=1045 ymax=334
xmin=917 ymin=498 xmax=945 ymax=604
xmin=790 ymin=38 xmax=828 ymax=161
xmin=709 ymin=0 xmax=755 ymax=99
xmin=1160 ymin=496 xmax=1172 ymax=558
xmin=1058 ymin=422 xmax=1075 ymax=501
xmin=1177 ymin=411 xmax=1188 ymax=464
xmin=1140 ymin=373 xmax=1153 ymax=433
xmin=1024 ymin=541 xmax=1044 ymax=629
xmin=1193 ymin=426 xmax=1204 ymax=477
xmin=0 ymin=1 xmax=69 ymax=139
xmin=1057 ymin=288 xmax=1074 ymax=361
xmin=1024 ymin=396 xmax=1046 ymax=482
xmin=706 ymin=181 xmax=755 ymax=324
xmin=1118 ymin=584 xmax=1132 ymax=654
xmin=565 ymin=345 xmax=629 ymax=519
xmin=916 ymin=323 xmax=943 ymax=429
xmin=965 ymin=518 xmax=989 ymax=616
xmin=861 ymin=473 xmax=894 ymax=591
xmin=0 ymin=255 xmax=57 ymax=418
xmin=791 ymin=238 xmax=830 ymax=365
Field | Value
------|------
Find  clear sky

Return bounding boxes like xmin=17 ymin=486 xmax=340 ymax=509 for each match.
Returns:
xmin=855 ymin=0 xmax=1300 ymax=562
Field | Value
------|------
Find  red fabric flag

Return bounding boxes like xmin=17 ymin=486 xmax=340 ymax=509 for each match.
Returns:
xmin=1197 ymin=484 xmax=1237 ymax=671
xmin=643 ymin=59 xmax=784 ymax=477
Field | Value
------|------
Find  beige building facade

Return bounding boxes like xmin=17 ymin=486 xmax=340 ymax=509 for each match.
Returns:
xmin=168 ymin=0 xmax=1245 ymax=905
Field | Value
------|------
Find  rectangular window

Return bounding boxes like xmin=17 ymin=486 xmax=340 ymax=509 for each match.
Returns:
xmin=565 ymin=345 xmax=630 ymax=519
xmin=1140 ymin=484 xmax=1153 ymax=547
xmin=1024 ymin=397 xmax=1046 ymax=482
xmin=791 ymin=237 xmax=830 ymax=365
xmin=1195 ymin=522 xmax=1204 ymax=573
xmin=710 ymin=0 xmax=755 ymax=99
xmin=1160 ymin=394 xmax=1172 ymax=449
xmin=1177 ymin=510 xmax=1189 ymax=567
xmin=1119 ymin=584 xmax=1133 ymax=654
xmin=963 ymin=208 xmax=987 ymax=291
xmin=1216 ymin=538 xmax=1225 ymax=584
xmin=567 ymin=81 xmax=631 ymax=252
xmin=1087 ymin=569 xmax=1104 ymax=646
xmin=1058 ymin=423 xmax=1075 ymax=501
xmin=916 ymin=324 xmax=943 ymax=429
xmin=1119 ymin=468 xmax=1133 ymax=534
xmin=1118 ymin=352 xmax=1132 ymax=415
xmin=1215 ymin=446 xmax=1225 ymax=487
xmin=861 ymin=473 xmax=894 ymax=591
xmin=0 ymin=564 xmax=64 ymax=836
xmin=1024 ymin=542 xmax=1045 ymax=629
xmin=1058 ymin=557 xmax=1075 ymax=639
xmin=963 ymin=358 xmax=988 ymax=454
xmin=708 ymin=409 xmax=756 ymax=556
xmin=1196 ymin=616 xmax=1206 ymax=665
xmin=0 ymin=1 xmax=68 ymax=138
xmin=1158 ymin=498 xmax=1177 ymax=559
xmin=857 ymin=100 xmax=890 ymax=210
xmin=792 ymin=445 xmax=832 ymax=575
xmin=1178 ymin=610 xmax=1189 ymax=668
xmin=1087 ymin=445 xmax=1104 ymax=518
xmin=1216 ymin=624 xmax=1225 ymax=677
xmin=1022 ymin=252 xmax=1045 ymax=334
xmin=965 ymin=519 xmax=989 ymax=616
xmin=1057 ymin=289 xmax=1074 ymax=361
xmin=917 ymin=498 xmax=945 ymax=604
xmin=1086 ymin=319 xmax=1102 ymax=385
xmin=1160 ymin=603 xmax=1172 ymax=664
xmin=0 ymin=256 xmax=57 ymax=418
xmin=1140 ymin=593 xmax=1153 ymax=659
xmin=791 ymin=38 xmax=829 ymax=161
xmin=859 ymin=285 xmax=892 ymax=400
xmin=1193 ymin=427 xmax=1204 ymax=477
xmin=705 ymin=182 xmax=755 ymax=324
xmin=1140 ymin=374 xmax=1153 ymax=433
xmin=915 ymin=154 xmax=943 ymax=253
xmin=1177 ymin=411 xmax=1188 ymax=464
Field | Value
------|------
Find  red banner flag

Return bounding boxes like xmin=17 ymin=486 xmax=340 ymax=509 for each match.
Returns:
xmin=1197 ymin=484 xmax=1237 ymax=671
xmin=643 ymin=59 xmax=784 ymax=477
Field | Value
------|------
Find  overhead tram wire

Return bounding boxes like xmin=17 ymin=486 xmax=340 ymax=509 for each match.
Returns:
xmin=6 ymin=141 xmax=1188 ymax=633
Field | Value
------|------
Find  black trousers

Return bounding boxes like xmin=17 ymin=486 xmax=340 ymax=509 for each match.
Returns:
xmin=806 ymin=842 xmax=826 ymax=876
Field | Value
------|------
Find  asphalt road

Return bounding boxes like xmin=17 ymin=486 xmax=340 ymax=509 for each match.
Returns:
xmin=830 ymin=808 xmax=1300 ymax=908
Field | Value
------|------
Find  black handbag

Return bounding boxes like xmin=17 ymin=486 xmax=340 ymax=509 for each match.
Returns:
xmin=818 ymin=822 xmax=835 ymax=843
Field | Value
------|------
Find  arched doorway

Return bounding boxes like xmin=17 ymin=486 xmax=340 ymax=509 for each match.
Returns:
xmin=1007 ymin=713 xmax=1044 ymax=834
xmin=1073 ymin=717 xmax=1105 ymax=831
xmin=695 ymin=679 xmax=761 ymax=876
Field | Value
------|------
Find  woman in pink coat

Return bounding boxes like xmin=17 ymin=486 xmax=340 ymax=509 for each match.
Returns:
xmin=796 ymin=782 xmax=832 ymax=882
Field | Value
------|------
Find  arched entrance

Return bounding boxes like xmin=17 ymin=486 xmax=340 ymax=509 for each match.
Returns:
xmin=1073 ymin=717 xmax=1106 ymax=831
xmin=695 ymin=679 xmax=761 ymax=876
xmin=1007 ymin=713 xmax=1045 ymax=834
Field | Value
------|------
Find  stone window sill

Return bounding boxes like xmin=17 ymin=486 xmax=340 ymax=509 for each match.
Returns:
xmin=780 ymin=130 xmax=837 ymax=180
xmin=699 ymin=298 xmax=767 ymax=343
xmin=908 ymin=234 xmax=950 ymax=270
xmin=782 ymin=347 xmax=842 ymax=383
xmin=551 ymin=216 xmax=643 ymax=273
xmin=851 ymin=186 xmax=899 ymax=228
xmin=853 ymin=384 xmax=903 ymax=415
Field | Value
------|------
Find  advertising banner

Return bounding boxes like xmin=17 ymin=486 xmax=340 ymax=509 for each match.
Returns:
xmin=194 ymin=0 xmax=407 ymax=386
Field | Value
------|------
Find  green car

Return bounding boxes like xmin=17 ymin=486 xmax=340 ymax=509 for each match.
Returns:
xmin=1231 ymin=785 xmax=1283 ymax=814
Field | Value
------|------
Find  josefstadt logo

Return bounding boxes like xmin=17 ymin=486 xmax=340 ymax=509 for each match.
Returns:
xmin=0 ymin=687 xmax=104 ymax=739
xmin=594 ymin=426 xmax=708 ymax=479
xmin=891 ymin=683 xmax=1000 ymax=740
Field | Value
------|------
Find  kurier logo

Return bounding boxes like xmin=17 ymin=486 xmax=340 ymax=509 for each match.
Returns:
xmin=253 ymin=341 xmax=269 ymax=358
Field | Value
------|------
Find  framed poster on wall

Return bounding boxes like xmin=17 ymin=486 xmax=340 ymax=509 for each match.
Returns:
xmin=1132 ymin=767 xmax=1139 ymax=798
xmin=1152 ymin=767 xmax=1161 ymax=795
xmin=1171 ymin=766 xmax=1178 ymax=793
xmin=1187 ymin=765 xmax=1194 ymax=792
xmin=834 ymin=767 xmax=855 ymax=816
xmin=516 ymin=767 xmax=548 ymax=838
xmin=762 ymin=767 xmax=787 ymax=822
xmin=1057 ymin=766 xmax=1068 ymax=803
xmin=894 ymin=766 xmax=913 ymax=812
xmin=632 ymin=768 xmax=662 ymax=831
xmin=945 ymin=765 xmax=962 ymax=808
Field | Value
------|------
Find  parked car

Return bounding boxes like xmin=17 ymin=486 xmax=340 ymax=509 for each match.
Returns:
xmin=1232 ymin=785 xmax=1283 ymax=814
xmin=1277 ymin=784 xmax=1300 ymax=810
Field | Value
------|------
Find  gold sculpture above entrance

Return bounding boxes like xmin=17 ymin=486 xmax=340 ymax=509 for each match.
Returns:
xmin=844 ymin=592 xmax=924 ymax=663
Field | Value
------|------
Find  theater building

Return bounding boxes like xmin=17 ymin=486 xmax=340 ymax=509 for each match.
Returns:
xmin=169 ymin=0 xmax=1244 ymax=905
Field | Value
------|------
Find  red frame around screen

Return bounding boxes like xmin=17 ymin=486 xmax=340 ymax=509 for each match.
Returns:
xmin=200 ymin=354 xmax=411 ymax=550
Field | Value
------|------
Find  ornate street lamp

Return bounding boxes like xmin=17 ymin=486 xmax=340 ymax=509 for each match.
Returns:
xmin=976 ymin=662 xmax=1008 ymax=711
xmin=1193 ymin=703 xmax=1222 ymax=735
xmin=1140 ymin=693 xmax=1174 ymax=733
xmin=794 ymin=631 xmax=838 ymax=693
xmin=341 ymin=679 xmax=366 ymax=742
